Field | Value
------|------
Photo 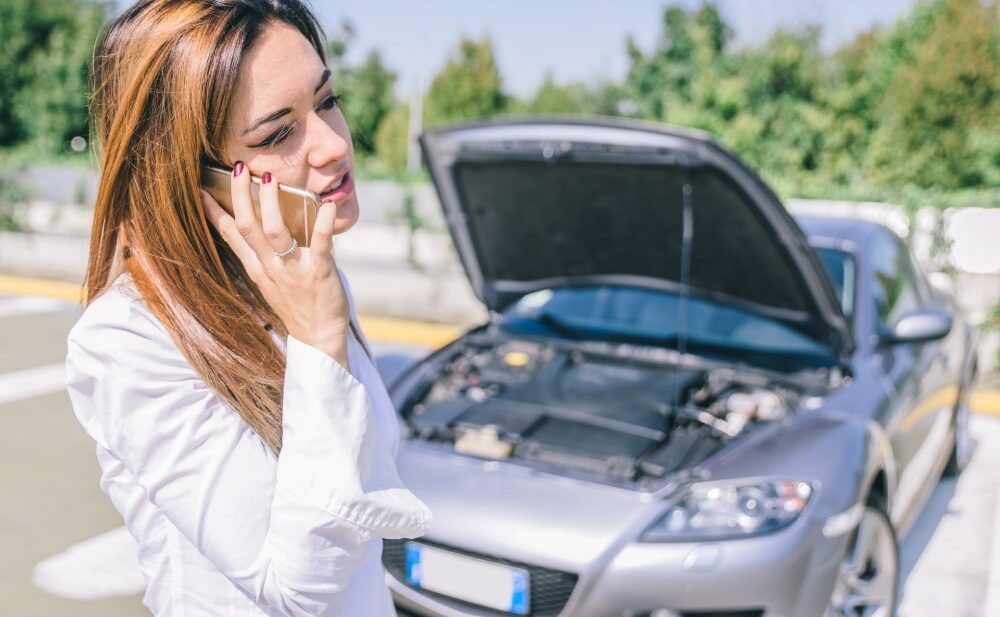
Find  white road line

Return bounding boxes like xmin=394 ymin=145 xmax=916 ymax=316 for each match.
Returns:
xmin=33 ymin=525 xmax=145 ymax=600
xmin=0 ymin=363 xmax=67 ymax=405
xmin=0 ymin=296 xmax=70 ymax=318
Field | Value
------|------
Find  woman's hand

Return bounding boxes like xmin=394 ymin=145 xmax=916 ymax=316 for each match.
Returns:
xmin=202 ymin=161 xmax=352 ymax=369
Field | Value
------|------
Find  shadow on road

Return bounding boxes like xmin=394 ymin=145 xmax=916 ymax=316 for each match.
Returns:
xmin=895 ymin=432 xmax=989 ymax=617
xmin=898 ymin=471 xmax=960 ymax=584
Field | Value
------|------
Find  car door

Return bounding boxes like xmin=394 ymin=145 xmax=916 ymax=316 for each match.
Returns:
xmin=870 ymin=230 xmax=951 ymax=518
xmin=906 ymin=245 xmax=967 ymax=469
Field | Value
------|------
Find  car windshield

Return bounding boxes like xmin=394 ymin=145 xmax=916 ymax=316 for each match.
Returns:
xmin=501 ymin=285 xmax=837 ymax=367
xmin=813 ymin=247 xmax=856 ymax=322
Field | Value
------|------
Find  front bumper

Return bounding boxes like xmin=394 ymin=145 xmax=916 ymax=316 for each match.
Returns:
xmin=385 ymin=515 xmax=850 ymax=617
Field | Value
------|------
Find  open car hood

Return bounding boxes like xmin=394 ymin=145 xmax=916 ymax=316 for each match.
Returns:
xmin=419 ymin=117 xmax=853 ymax=358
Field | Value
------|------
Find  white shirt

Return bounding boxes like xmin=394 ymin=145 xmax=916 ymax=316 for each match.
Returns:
xmin=65 ymin=270 xmax=432 ymax=616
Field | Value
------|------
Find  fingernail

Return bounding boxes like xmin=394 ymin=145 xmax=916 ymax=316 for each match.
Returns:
xmin=232 ymin=161 xmax=244 ymax=177
xmin=262 ymin=171 xmax=272 ymax=184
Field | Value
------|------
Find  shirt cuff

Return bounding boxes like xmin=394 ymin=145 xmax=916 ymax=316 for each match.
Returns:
xmin=278 ymin=334 xmax=433 ymax=538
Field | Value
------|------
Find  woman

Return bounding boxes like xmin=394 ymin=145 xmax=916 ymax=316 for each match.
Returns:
xmin=65 ymin=1 xmax=432 ymax=615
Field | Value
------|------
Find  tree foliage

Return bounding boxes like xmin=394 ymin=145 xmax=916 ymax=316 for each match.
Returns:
xmin=324 ymin=23 xmax=397 ymax=159
xmin=615 ymin=0 xmax=1000 ymax=202
xmin=0 ymin=0 xmax=108 ymax=151
xmin=425 ymin=37 xmax=507 ymax=127
xmin=2 ymin=0 xmax=1000 ymax=207
xmin=867 ymin=0 xmax=1000 ymax=189
xmin=342 ymin=51 xmax=397 ymax=157
xmin=373 ymin=103 xmax=411 ymax=174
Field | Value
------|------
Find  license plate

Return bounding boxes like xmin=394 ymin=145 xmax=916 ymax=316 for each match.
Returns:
xmin=405 ymin=542 xmax=530 ymax=615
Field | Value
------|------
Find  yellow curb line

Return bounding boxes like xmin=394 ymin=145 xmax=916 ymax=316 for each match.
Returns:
xmin=1 ymin=275 xmax=995 ymax=378
xmin=357 ymin=315 xmax=465 ymax=349
xmin=0 ymin=273 xmax=466 ymax=348
xmin=0 ymin=274 xmax=85 ymax=303
xmin=971 ymin=390 xmax=1000 ymax=417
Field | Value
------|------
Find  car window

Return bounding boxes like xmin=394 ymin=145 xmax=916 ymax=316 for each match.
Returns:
xmin=503 ymin=285 xmax=834 ymax=361
xmin=814 ymin=247 xmax=855 ymax=322
xmin=870 ymin=231 xmax=923 ymax=327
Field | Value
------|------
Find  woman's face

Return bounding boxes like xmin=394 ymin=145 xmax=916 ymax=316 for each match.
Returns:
xmin=224 ymin=21 xmax=358 ymax=236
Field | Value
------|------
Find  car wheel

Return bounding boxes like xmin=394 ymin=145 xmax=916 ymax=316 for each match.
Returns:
xmin=944 ymin=360 xmax=976 ymax=477
xmin=943 ymin=399 xmax=972 ymax=476
xmin=826 ymin=505 xmax=898 ymax=617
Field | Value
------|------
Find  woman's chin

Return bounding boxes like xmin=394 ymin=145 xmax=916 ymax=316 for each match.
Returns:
xmin=331 ymin=198 xmax=360 ymax=235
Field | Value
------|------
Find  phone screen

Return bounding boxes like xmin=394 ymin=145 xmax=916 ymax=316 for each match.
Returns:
xmin=200 ymin=165 xmax=320 ymax=248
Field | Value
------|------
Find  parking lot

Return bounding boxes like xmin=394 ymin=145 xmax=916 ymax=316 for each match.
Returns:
xmin=2 ymin=283 xmax=999 ymax=617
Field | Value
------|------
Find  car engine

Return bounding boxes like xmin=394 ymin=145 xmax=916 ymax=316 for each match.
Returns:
xmin=399 ymin=334 xmax=827 ymax=485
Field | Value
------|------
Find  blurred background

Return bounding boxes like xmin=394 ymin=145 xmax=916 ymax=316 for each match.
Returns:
xmin=1 ymin=0 xmax=999 ymax=616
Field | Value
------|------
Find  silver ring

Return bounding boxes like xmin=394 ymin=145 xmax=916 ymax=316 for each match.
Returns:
xmin=273 ymin=237 xmax=298 ymax=258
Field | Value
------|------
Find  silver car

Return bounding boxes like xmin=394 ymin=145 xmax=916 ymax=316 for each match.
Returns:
xmin=379 ymin=119 xmax=978 ymax=617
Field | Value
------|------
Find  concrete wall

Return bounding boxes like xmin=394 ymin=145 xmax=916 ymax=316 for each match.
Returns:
xmin=3 ymin=175 xmax=998 ymax=368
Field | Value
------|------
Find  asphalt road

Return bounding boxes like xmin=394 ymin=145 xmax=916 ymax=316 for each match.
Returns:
xmin=2 ymin=291 xmax=999 ymax=617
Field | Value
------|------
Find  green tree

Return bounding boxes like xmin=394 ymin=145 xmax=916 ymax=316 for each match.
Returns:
xmin=523 ymin=73 xmax=584 ymax=115
xmin=325 ymin=19 xmax=356 ymax=82
xmin=373 ymin=103 xmax=410 ymax=174
xmin=323 ymin=22 xmax=398 ymax=160
xmin=519 ymin=76 xmax=624 ymax=117
xmin=425 ymin=37 xmax=507 ymax=126
xmin=0 ymin=0 xmax=108 ymax=151
xmin=622 ymin=4 xmax=736 ymax=125
xmin=820 ymin=28 xmax=883 ymax=189
xmin=867 ymin=0 xmax=1000 ymax=189
xmin=735 ymin=28 xmax=833 ymax=192
xmin=341 ymin=51 xmax=397 ymax=157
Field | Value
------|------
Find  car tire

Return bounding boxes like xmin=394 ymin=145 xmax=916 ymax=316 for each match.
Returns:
xmin=944 ymin=360 xmax=976 ymax=477
xmin=943 ymin=403 xmax=971 ymax=477
xmin=826 ymin=504 xmax=899 ymax=617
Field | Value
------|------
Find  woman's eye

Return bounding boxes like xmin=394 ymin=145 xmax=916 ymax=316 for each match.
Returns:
xmin=254 ymin=125 xmax=294 ymax=150
xmin=250 ymin=94 xmax=340 ymax=150
xmin=317 ymin=93 xmax=341 ymax=112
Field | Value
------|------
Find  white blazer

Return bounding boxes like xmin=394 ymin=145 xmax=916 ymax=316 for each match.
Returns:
xmin=65 ymin=269 xmax=432 ymax=616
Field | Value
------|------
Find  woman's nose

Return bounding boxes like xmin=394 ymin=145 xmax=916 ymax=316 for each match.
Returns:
xmin=304 ymin=113 xmax=351 ymax=169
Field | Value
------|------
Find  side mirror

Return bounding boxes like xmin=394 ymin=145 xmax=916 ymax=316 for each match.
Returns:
xmin=879 ymin=309 xmax=953 ymax=345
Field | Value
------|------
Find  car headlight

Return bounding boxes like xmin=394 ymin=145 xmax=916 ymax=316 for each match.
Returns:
xmin=640 ymin=479 xmax=813 ymax=542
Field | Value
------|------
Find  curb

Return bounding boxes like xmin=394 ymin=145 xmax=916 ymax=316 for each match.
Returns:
xmin=0 ymin=225 xmax=489 ymax=327
xmin=0 ymin=272 xmax=469 ymax=348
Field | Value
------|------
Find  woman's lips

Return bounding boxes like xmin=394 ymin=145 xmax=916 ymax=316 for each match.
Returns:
xmin=319 ymin=171 xmax=354 ymax=203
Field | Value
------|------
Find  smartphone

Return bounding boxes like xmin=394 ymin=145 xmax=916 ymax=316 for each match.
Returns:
xmin=200 ymin=164 xmax=321 ymax=248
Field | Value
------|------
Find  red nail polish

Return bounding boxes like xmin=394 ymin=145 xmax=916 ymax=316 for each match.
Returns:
xmin=261 ymin=172 xmax=272 ymax=184
xmin=232 ymin=161 xmax=244 ymax=177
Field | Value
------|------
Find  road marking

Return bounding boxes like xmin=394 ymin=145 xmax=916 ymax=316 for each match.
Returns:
xmin=33 ymin=525 xmax=145 ymax=600
xmin=0 ymin=295 xmax=72 ymax=318
xmin=0 ymin=275 xmax=465 ymax=348
xmin=971 ymin=390 xmax=1000 ymax=417
xmin=0 ymin=274 xmax=84 ymax=303
xmin=358 ymin=314 xmax=463 ymax=348
xmin=0 ymin=363 xmax=66 ymax=405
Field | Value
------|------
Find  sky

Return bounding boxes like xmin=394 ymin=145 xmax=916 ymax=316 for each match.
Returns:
xmin=310 ymin=0 xmax=920 ymax=98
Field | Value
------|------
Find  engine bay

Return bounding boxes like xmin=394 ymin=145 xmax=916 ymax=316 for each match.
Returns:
xmin=399 ymin=333 xmax=834 ymax=485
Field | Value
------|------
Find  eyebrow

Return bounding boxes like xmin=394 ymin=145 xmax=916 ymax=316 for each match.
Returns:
xmin=241 ymin=68 xmax=333 ymax=136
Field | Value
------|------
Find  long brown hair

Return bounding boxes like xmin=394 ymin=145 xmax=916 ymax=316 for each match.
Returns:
xmin=86 ymin=0 xmax=328 ymax=452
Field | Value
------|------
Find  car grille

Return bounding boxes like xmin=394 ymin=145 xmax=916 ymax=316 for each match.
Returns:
xmin=382 ymin=538 xmax=579 ymax=616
